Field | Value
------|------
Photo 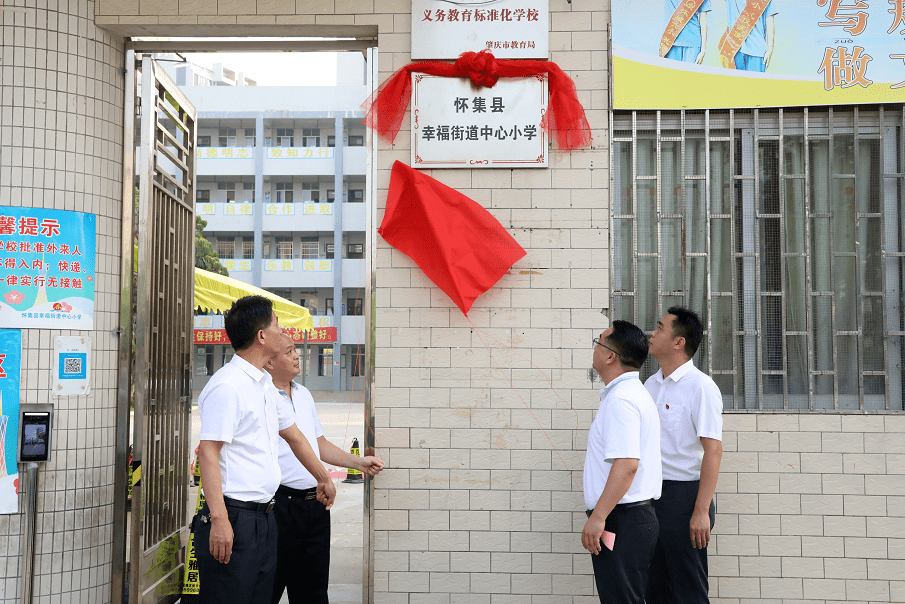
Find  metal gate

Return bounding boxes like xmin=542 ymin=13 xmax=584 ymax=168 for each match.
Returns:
xmin=119 ymin=53 xmax=197 ymax=603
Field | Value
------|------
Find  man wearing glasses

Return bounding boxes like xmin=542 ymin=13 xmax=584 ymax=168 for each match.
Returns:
xmin=645 ymin=307 xmax=723 ymax=604
xmin=582 ymin=320 xmax=662 ymax=604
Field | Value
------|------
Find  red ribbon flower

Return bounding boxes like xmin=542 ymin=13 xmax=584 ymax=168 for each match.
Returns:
xmin=362 ymin=50 xmax=592 ymax=152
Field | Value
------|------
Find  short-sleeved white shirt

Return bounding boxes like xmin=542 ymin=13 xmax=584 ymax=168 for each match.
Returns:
xmin=644 ymin=359 xmax=723 ymax=481
xmin=584 ymin=372 xmax=662 ymax=511
xmin=198 ymin=354 xmax=295 ymax=503
xmin=273 ymin=382 xmax=324 ymax=490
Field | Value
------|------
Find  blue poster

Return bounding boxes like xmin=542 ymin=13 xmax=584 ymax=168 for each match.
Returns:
xmin=0 ymin=329 xmax=21 ymax=513
xmin=0 ymin=207 xmax=96 ymax=329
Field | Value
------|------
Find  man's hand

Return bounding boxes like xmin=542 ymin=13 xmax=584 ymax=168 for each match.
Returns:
xmin=689 ymin=508 xmax=711 ymax=549
xmin=317 ymin=479 xmax=337 ymax=509
xmin=582 ymin=514 xmax=607 ymax=555
xmin=358 ymin=456 xmax=385 ymax=476
xmin=209 ymin=516 xmax=234 ymax=563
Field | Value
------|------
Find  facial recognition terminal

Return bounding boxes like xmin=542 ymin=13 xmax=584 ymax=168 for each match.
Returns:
xmin=18 ymin=405 xmax=53 ymax=464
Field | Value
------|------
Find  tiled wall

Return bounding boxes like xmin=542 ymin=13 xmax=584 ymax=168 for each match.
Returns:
xmin=1 ymin=1 xmax=125 ymax=602
xmin=712 ymin=414 xmax=905 ymax=604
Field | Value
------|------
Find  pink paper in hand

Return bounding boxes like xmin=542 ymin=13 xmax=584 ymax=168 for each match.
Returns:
xmin=602 ymin=531 xmax=616 ymax=551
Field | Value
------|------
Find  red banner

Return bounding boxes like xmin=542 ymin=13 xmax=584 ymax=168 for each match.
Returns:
xmin=193 ymin=327 xmax=337 ymax=345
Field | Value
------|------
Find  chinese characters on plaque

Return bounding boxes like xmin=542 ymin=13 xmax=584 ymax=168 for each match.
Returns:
xmin=412 ymin=0 xmax=549 ymax=59
xmin=411 ymin=74 xmax=548 ymax=168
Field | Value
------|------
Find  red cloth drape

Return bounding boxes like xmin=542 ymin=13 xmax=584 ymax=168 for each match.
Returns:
xmin=363 ymin=50 xmax=592 ymax=152
xmin=379 ymin=161 xmax=527 ymax=316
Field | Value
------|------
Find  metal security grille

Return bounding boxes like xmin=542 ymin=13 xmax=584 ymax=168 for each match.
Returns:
xmin=129 ymin=55 xmax=197 ymax=602
xmin=610 ymin=106 xmax=905 ymax=412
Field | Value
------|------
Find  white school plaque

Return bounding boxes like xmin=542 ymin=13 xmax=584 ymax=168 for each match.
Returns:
xmin=412 ymin=0 xmax=549 ymax=60
xmin=411 ymin=74 xmax=548 ymax=169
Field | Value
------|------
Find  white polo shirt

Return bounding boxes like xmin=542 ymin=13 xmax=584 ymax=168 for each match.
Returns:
xmin=644 ymin=359 xmax=723 ymax=482
xmin=273 ymin=381 xmax=324 ymax=490
xmin=584 ymin=372 xmax=662 ymax=511
xmin=199 ymin=354 xmax=295 ymax=503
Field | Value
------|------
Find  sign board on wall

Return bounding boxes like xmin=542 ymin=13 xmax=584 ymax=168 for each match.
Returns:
xmin=412 ymin=0 xmax=549 ymax=59
xmin=0 ymin=329 xmax=21 ymax=514
xmin=411 ymin=74 xmax=548 ymax=168
xmin=0 ymin=208 xmax=96 ymax=330
xmin=194 ymin=327 xmax=337 ymax=345
xmin=52 ymin=336 xmax=91 ymax=397
xmin=613 ymin=0 xmax=905 ymax=109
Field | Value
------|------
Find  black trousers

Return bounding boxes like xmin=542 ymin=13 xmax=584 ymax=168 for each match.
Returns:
xmin=646 ymin=480 xmax=716 ymax=604
xmin=270 ymin=485 xmax=332 ymax=604
xmin=194 ymin=500 xmax=278 ymax=604
xmin=589 ymin=502 xmax=659 ymax=604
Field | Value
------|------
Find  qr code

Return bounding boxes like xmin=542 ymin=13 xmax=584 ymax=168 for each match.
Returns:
xmin=63 ymin=357 xmax=82 ymax=375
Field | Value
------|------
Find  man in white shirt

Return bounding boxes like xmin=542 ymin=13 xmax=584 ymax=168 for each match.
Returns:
xmin=645 ymin=307 xmax=723 ymax=604
xmin=582 ymin=320 xmax=662 ymax=604
xmin=195 ymin=296 xmax=336 ymax=604
xmin=266 ymin=335 xmax=384 ymax=604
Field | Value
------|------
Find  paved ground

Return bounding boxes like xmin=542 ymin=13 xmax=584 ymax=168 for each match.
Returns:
xmin=188 ymin=392 xmax=369 ymax=604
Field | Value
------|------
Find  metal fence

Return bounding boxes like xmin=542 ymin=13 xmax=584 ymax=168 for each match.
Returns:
xmin=610 ymin=106 xmax=905 ymax=412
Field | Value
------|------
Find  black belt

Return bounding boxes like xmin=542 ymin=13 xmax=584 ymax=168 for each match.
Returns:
xmin=223 ymin=495 xmax=275 ymax=513
xmin=277 ymin=484 xmax=318 ymax=500
xmin=586 ymin=499 xmax=652 ymax=517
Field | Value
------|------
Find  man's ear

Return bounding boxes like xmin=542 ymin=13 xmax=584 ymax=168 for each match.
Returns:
xmin=674 ymin=336 xmax=685 ymax=351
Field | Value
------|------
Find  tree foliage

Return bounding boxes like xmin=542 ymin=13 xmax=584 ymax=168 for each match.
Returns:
xmin=195 ymin=217 xmax=229 ymax=276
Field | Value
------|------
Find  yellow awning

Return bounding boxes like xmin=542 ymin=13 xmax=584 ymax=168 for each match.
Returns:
xmin=194 ymin=267 xmax=314 ymax=332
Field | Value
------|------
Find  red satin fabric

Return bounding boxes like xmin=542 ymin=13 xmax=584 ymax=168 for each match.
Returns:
xmin=379 ymin=161 xmax=527 ymax=316
xmin=363 ymin=50 xmax=592 ymax=152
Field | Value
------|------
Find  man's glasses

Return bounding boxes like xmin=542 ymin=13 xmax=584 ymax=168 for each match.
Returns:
xmin=592 ymin=337 xmax=621 ymax=359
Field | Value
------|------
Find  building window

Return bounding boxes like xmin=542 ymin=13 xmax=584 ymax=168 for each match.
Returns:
xmin=348 ymin=135 xmax=365 ymax=146
xmin=198 ymin=135 xmax=212 ymax=147
xmin=347 ymin=189 xmax=364 ymax=203
xmin=300 ymin=241 xmax=318 ymax=259
xmin=326 ymin=190 xmax=335 ymax=203
xmin=196 ymin=346 xmax=215 ymax=376
xmin=276 ymin=128 xmax=294 ymax=147
xmin=217 ymin=182 xmax=236 ymax=203
xmin=327 ymin=135 xmax=336 ymax=147
xmin=302 ymin=128 xmax=320 ymax=147
xmin=216 ymin=238 xmax=235 ymax=259
xmin=318 ymin=347 xmax=333 ymax=376
xmin=219 ymin=128 xmax=236 ymax=147
xmin=611 ymin=106 xmax=905 ymax=412
xmin=347 ymin=298 xmax=364 ymax=316
xmin=351 ymin=347 xmax=365 ymax=376
xmin=276 ymin=238 xmax=293 ymax=259
xmin=242 ymin=237 xmax=254 ymax=259
xmin=325 ymin=243 xmax=334 ymax=260
xmin=275 ymin=182 xmax=293 ymax=204
xmin=244 ymin=128 xmax=256 ymax=146
xmin=346 ymin=244 xmax=364 ymax=260
xmin=196 ymin=189 xmax=210 ymax=203
xmin=325 ymin=298 xmax=334 ymax=316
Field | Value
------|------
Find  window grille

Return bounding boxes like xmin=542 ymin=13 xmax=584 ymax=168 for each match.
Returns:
xmin=318 ymin=347 xmax=333 ymax=376
xmin=216 ymin=238 xmax=235 ymax=259
xmin=276 ymin=238 xmax=294 ymax=259
xmin=610 ymin=106 xmax=905 ymax=412
xmin=300 ymin=241 xmax=318 ymax=259
xmin=242 ymin=237 xmax=254 ymax=259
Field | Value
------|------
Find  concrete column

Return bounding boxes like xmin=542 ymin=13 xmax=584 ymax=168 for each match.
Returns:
xmin=253 ymin=113 xmax=264 ymax=287
xmin=333 ymin=116 xmax=344 ymax=392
